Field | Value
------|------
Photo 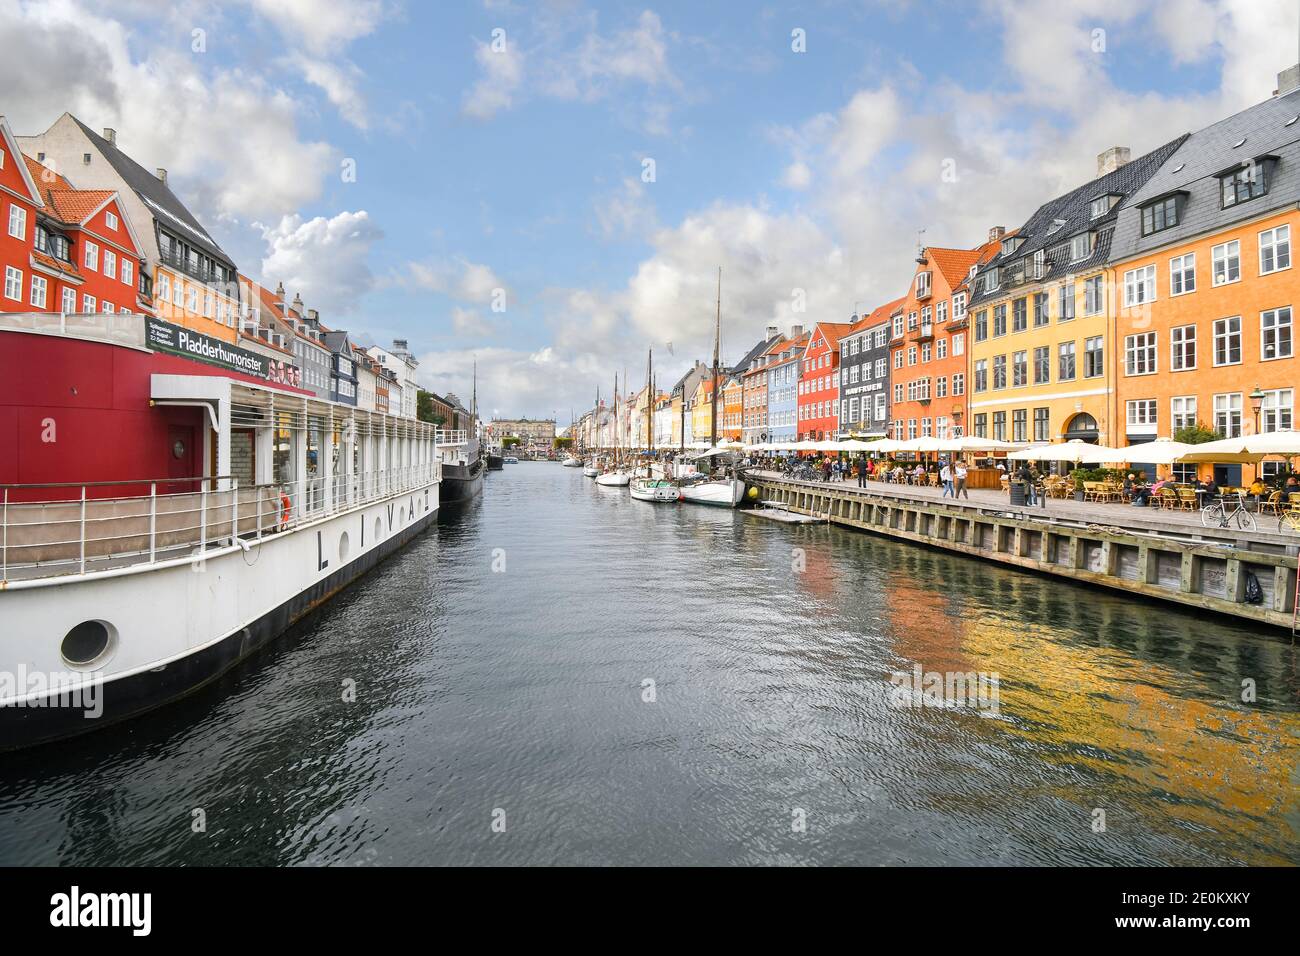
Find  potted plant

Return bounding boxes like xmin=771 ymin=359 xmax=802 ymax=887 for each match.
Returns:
xmin=1071 ymin=467 xmax=1086 ymax=501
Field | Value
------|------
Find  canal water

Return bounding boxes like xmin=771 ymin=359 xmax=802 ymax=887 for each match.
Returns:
xmin=1 ymin=463 xmax=1297 ymax=865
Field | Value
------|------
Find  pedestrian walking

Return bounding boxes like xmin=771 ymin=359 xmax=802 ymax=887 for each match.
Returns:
xmin=857 ymin=454 xmax=867 ymax=488
xmin=955 ymin=462 xmax=969 ymax=499
xmin=940 ymin=461 xmax=953 ymax=498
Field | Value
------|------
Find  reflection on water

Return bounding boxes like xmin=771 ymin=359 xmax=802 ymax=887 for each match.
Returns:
xmin=0 ymin=464 xmax=1296 ymax=866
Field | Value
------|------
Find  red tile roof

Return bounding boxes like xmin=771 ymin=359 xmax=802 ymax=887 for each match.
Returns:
xmin=808 ymin=321 xmax=855 ymax=352
xmin=849 ymin=295 xmax=907 ymax=335
xmin=30 ymin=249 xmax=83 ymax=281
xmin=44 ymin=188 xmax=115 ymax=224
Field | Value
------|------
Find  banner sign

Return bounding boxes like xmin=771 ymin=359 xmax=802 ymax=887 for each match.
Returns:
xmin=146 ymin=317 xmax=301 ymax=388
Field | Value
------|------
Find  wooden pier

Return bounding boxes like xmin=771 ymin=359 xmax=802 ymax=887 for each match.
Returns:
xmin=749 ymin=475 xmax=1300 ymax=633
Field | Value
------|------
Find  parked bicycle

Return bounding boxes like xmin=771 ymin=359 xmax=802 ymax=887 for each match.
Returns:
xmin=1277 ymin=501 xmax=1300 ymax=534
xmin=1200 ymin=491 xmax=1257 ymax=532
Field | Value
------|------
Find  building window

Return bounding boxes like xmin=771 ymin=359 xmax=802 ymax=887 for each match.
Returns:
xmin=1032 ymin=292 xmax=1048 ymax=327
xmin=992 ymin=411 xmax=1007 ymax=441
xmin=1219 ymin=165 xmax=1267 ymax=208
xmin=936 ymin=376 xmax=948 ymax=399
xmin=1212 ymin=240 xmax=1241 ymax=286
xmin=1012 ymin=408 xmax=1028 ymax=442
xmin=893 ymin=315 xmax=904 ymax=338
xmin=1058 ymin=283 xmax=1075 ymax=322
xmin=893 ymin=383 xmax=904 ymax=403
xmin=1126 ymin=399 xmax=1158 ymax=429
xmin=1169 ymin=253 xmax=1195 ymax=296
xmin=936 ymin=338 xmax=947 ymax=360
xmin=952 ymin=332 xmax=964 ymax=356
xmin=1033 ymin=345 xmax=1050 ymax=384
xmin=61 ymin=287 xmax=75 ymax=313
xmin=1261 ymin=389 xmax=1294 ymax=432
xmin=907 ymin=312 xmax=918 ymax=331
xmin=4 ymin=265 xmax=22 ymax=301
xmin=894 ymin=350 xmax=903 ymax=369
xmin=1084 ymin=336 xmax=1104 ymax=377
xmin=1033 ymin=407 xmax=1050 ymax=442
xmin=907 ymin=346 xmax=917 ymax=366
xmin=952 ymin=292 xmax=967 ymax=320
xmin=1261 ymin=306 xmax=1293 ymax=360
xmin=29 ymin=274 xmax=46 ymax=308
xmin=1125 ymin=332 xmax=1158 ymax=375
xmin=974 ymin=309 xmax=988 ymax=341
xmin=1123 ymin=265 xmax=1157 ymax=307
xmin=103 ymin=250 xmax=116 ymax=280
xmin=1141 ymin=195 xmax=1179 ymax=235
xmin=1259 ymin=225 xmax=1291 ymax=275
xmin=1058 ymin=341 xmax=1076 ymax=381
xmin=1012 ymin=298 xmax=1027 ymax=332
xmin=993 ymin=304 xmax=1007 ymax=337
xmin=1213 ymin=316 xmax=1242 ymax=366
xmin=82 ymin=294 xmax=95 ymax=312
xmin=974 ymin=359 xmax=988 ymax=392
xmin=1012 ymin=350 xmax=1027 ymax=387
xmin=121 ymin=259 xmax=133 ymax=288
xmin=974 ymin=413 xmax=987 ymax=438
xmin=1171 ymin=395 xmax=1197 ymax=431
xmin=920 ymin=343 xmax=931 ymax=363
xmin=1170 ymin=324 xmax=1196 ymax=370
xmin=916 ymin=271 xmax=931 ymax=297
xmin=105 ymin=211 xmax=118 ymax=231
xmin=992 ymin=354 xmax=1007 ymax=390
xmin=1084 ymin=276 xmax=1104 ymax=315
xmin=1070 ymin=233 xmax=1090 ymax=261
xmin=84 ymin=241 xmax=98 ymax=271
xmin=1214 ymin=392 xmax=1243 ymax=437
xmin=7 ymin=203 xmax=26 ymax=240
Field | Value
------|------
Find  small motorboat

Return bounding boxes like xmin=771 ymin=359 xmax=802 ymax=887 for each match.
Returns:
xmin=503 ymin=456 xmax=519 ymax=464
xmin=595 ymin=469 xmax=631 ymax=487
xmin=582 ymin=461 xmax=600 ymax=477
xmin=678 ymin=476 xmax=746 ymax=508
xmin=562 ymin=456 xmax=584 ymax=467
xmin=630 ymin=477 xmax=681 ymax=502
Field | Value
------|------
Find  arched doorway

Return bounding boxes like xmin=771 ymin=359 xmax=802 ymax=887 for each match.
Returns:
xmin=1062 ymin=412 xmax=1099 ymax=444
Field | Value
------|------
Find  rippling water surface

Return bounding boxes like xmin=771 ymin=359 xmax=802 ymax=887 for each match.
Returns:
xmin=2 ymin=463 xmax=1298 ymax=865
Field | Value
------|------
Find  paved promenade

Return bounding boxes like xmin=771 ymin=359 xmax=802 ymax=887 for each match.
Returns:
xmin=746 ymin=470 xmax=1300 ymax=553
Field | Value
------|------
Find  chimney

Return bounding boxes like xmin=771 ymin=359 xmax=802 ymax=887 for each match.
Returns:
xmin=1276 ymin=64 xmax=1300 ymax=97
xmin=988 ymin=225 xmax=1006 ymax=243
xmin=307 ymin=308 xmax=319 ymax=322
xmin=155 ymin=167 xmax=167 ymax=184
xmin=102 ymin=128 xmax=116 ymax=145
xmin=1096 ymin=146 xmax=1131 ymax=177
xmin=790 ymin=324 xmax=804 ymax=339
xmin=292 ymin=292 xmax=304 ymax=314
xmin=766 ymin=324 xmax=779 ymax=340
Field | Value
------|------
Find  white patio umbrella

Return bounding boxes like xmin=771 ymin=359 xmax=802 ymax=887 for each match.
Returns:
xmin=866 ymin=438 xmax=906 ymax=454
xmin=1007 ymin=439 xmax=1103 ymax=463
xmin=835 ymin=439 xmax=877 ymax=452
xmin=812 ymin=440 xmax=846 ymax=451
xmin=1115 ymin=438 xmax=1198 ymax=465
xmin=1177 ymin=430 xmax=1300 ymax=463
xmin=940 ymin=435 xmax=1026 ymax=453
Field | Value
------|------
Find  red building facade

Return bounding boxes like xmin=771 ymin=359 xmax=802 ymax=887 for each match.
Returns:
xmin=797 ymin=321 xmax=853 ymax=440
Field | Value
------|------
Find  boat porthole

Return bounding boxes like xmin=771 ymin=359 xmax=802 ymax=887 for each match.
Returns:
xmin=60 ymin=620 xmax=116 ymax=669
xmin=339 ymin=531 xmax=351 ymax=563
xmin=375 ymin=517 xmax=383 ymax=541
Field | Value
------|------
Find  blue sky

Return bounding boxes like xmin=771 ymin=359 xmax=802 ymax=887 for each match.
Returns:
xmin=2 ymin=0 xmax=1297 ymax=421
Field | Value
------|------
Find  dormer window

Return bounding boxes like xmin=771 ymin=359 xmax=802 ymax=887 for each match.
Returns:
xmin=1047 ymin=218 xmax=1067 ymax=235
xmin=1219 ymin=162 xmax=1269 ymax=208
xmin=916 ymin=270 xmax=931 ymax=298
xmin=1001 ymin=236 xmax=1022 ymax=255
xmin=1140 ymin=192 xmax=1184 ymax=236
xmin=984 ymin=267 xmax=1000 ymax=292
xmin=1090 ymin=194 xmax=1121 ymax=218
xmin=1069 ymin=233 xmax=1092 ymax=262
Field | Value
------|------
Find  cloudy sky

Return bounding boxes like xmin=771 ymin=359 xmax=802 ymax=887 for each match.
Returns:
xmin=2 ymin=0 xmax=1297 ymax=422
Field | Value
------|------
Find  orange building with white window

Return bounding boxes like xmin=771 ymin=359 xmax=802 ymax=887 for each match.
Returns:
xmin=1109 ymin=73 xmax=1300 ymax=483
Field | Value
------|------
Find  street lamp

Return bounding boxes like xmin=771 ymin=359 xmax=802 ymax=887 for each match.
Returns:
xmin=1249 ymin=384 xmax=1266 ymax=434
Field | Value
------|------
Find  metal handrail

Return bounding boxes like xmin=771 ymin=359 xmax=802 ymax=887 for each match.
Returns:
xmin=1 ymin=461 xmax=441 ymax=584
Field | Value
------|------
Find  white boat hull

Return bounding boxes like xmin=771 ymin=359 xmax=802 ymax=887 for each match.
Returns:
xmin=630 ymin=478 xmax=681 ymax=502
xmin=561 ymin=457 xmax=583 ymax=467
xmin=594 ymin=471 xmax=631 ymax=486
xmin=679 ymin=478 xmax=746 ymax=508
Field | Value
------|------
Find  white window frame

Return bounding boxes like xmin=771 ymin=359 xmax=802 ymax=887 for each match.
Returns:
xmin=29 ymin=274 xmax=47 ymax=309
xmin=1170 ymin=324 xmax=1196 ymax=371
xmin=1171 ymin=395 xmax=1197 ymax=432
xmin=1125 ymin=332 xmax=1158 ymax=376
xmin=1260 ymin=306 xmax=1293 ymax=361
xmin=84 ymin=241 xmax=98 ymax=272
xmin=1259 ymin=225 xmax=1291 ymax=276
xmin=1169 ymin=253 xmax=1195 ymax=296
xmin=1123 ymin=265 xmax=1157 ymax=307
xmin=1211 ymin=240 xmax=1241 ymax=286
xmin=4 ymin=265 xmax=22 ymax=301
xmin=8 ymin=203 xmax=26 ymax=240
xmin=1213 ymin=316 xmax=1242 ymax=367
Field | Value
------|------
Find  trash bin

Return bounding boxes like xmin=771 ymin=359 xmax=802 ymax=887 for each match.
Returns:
xmin=1008 ymin=479 xmax=1027 ymax=507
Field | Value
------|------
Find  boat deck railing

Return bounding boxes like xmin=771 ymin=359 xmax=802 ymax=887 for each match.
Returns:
xmin=0 ymin=463 xmax=440 ymax=585
xmin=435 ymin=429 xmax=469 ymax=446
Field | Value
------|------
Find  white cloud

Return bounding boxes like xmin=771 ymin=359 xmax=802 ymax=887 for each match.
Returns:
xmin=461 ymin=9 xmax=680 ymax=129
xmin=781 ymin=161 xmax=812 ymax=190
xmin=405 ymin=257 xmax=509 ymax=308
xmin=0 ymin=0 xmax=337 ymax=222
xmin=594 ymin=177 xmax=658 ymax=238
xmin=291 ymin=54 xmax=369 ymax=129
xmin=258 ymin=210 xmax=382 ymax=315
xmin=462 ymin=37 xmax=525 ymax=120
xmin=242 ymin=0 xmax=384 ymax=56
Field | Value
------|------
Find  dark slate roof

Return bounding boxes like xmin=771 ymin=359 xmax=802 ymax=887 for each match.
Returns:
xmin=970 ymin=133 xmax=1188 ymax=307
xmin=322 ymin=330 xmax=353 ymax=356
xmin=71 ymin=115 xmax=234 ymax=266
xmin=729 ymin=333 xmax=779 ymax=375
xmin=1111 ymin=87 xmax=1300 ymax=263
xmin=670 ymin=362 xmax=709 ymax=398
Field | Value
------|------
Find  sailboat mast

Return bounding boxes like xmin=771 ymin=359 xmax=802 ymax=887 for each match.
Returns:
xmin=710 ymin=266 xmax=721 ymax=449
xmin=647 ymin=349 xmax=653 ymax=455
